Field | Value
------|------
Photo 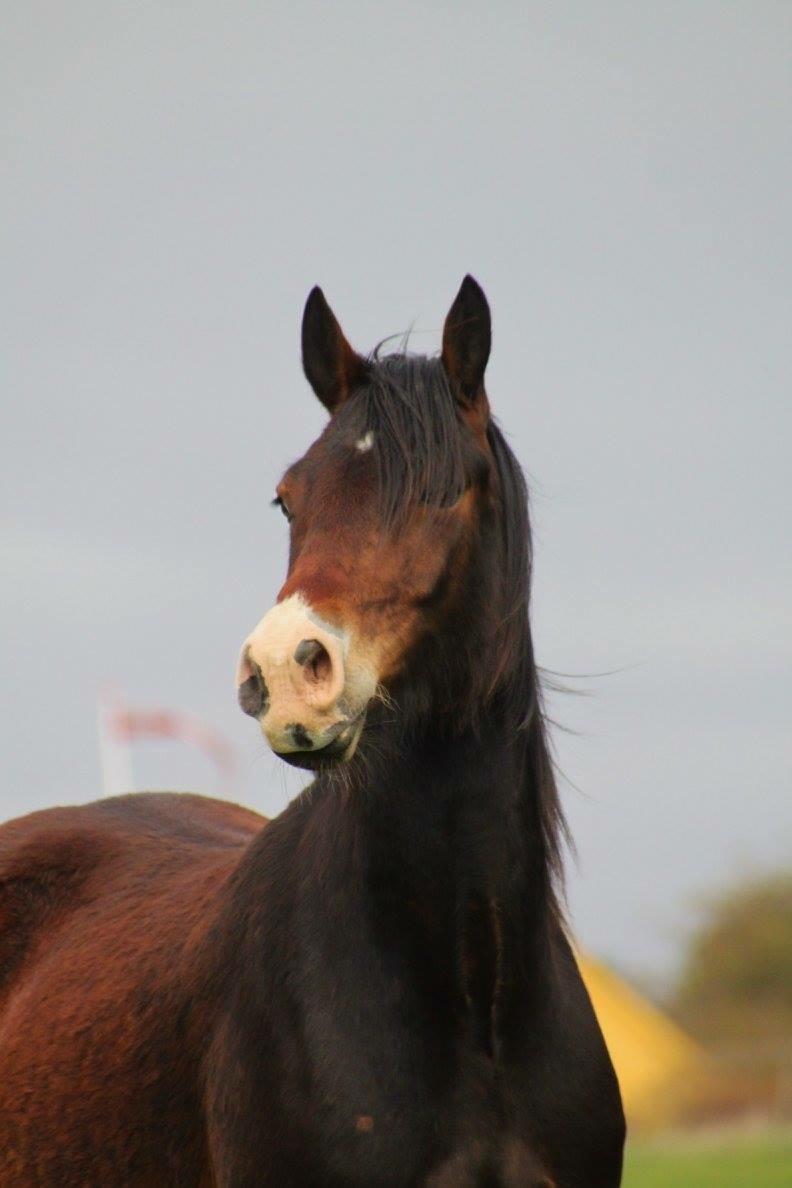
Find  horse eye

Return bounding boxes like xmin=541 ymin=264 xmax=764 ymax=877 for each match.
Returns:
xmin=272 ymin=495 xmax=293 ymax=523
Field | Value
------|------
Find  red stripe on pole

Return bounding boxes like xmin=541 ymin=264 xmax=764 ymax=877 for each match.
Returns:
xmin=106 ymin=708 xmax=236 ymax=779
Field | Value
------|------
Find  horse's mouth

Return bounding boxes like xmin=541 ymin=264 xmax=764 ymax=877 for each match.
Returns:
xmin=277 ymin=714 xmax=366 ymax=771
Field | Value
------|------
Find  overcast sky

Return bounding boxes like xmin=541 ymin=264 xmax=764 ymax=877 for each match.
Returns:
xmin=2 ymin=2 xmax=790 ymax=982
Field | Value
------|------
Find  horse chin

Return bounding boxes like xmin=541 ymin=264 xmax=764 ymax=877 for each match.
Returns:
xmin=276 ymin=713 xmax=366 ymax=772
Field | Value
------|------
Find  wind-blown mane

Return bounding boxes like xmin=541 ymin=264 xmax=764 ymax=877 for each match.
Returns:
xmin=330 ymin=350 xmax=569 ymax=911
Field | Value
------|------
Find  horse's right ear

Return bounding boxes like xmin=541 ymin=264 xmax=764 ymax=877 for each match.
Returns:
xmin=301 ymin=287 xmax=368 ymax=413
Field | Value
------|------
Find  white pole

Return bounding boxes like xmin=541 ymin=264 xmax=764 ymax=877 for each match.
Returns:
xmin=97 ymin=687 xmax=135 ymax=797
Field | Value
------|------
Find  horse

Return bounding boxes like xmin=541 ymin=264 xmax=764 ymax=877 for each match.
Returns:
xmin=0 ymin=277 xmax=624 ymax=1186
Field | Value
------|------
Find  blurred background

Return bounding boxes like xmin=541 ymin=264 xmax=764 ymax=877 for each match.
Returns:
xmin=2 ymin=3 xmax=790 ymax=1178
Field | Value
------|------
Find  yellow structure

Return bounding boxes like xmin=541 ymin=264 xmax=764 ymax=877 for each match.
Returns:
xmin=578 ymin=953 xmax=708 ymax=1131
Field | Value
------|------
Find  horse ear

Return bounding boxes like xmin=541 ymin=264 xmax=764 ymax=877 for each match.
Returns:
xmin=301 ymin=287 xmax=368 ymax=413
xmin=441 ymin=275 xmax=491 ymax=411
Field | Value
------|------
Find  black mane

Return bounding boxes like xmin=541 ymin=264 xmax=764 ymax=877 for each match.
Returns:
xmin=331 ymin=351 xmax=569 ymax=911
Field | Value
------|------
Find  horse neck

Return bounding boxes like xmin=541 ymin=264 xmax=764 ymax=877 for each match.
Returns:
xmin=311 ymin=683 xmax=560 ymax=1000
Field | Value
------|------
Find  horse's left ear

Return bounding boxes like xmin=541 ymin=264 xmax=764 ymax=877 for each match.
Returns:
xmin=301 ymin=286 xmax=369 ymax=413
xmin=441 ymin=275 xmax=491 ymax=415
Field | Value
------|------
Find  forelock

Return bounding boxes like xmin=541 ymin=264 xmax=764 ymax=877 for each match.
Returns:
xmin=334 ymin=353 xmax=470 ymax=527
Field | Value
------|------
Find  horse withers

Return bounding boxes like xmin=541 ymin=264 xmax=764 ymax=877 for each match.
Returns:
xmin=0 ymin=278 xmax=625 ymax=1186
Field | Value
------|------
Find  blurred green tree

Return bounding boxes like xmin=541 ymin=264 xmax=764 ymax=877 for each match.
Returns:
xmin=673 ymin=871 xmax=792 ymax=1053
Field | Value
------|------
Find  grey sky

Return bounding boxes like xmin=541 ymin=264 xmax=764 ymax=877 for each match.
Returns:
xmin=2 ymin=2 xmax=790 ymax=980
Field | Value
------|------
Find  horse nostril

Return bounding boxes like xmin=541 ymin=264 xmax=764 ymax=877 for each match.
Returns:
xmin=238 ymin=664 xmax=269 ymax=718
xmin=294 ymin=638 xmax=332 ymax=684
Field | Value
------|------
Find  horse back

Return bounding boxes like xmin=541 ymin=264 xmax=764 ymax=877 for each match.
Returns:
xmin=0 ymin=792 xmax=264 ymax=1187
